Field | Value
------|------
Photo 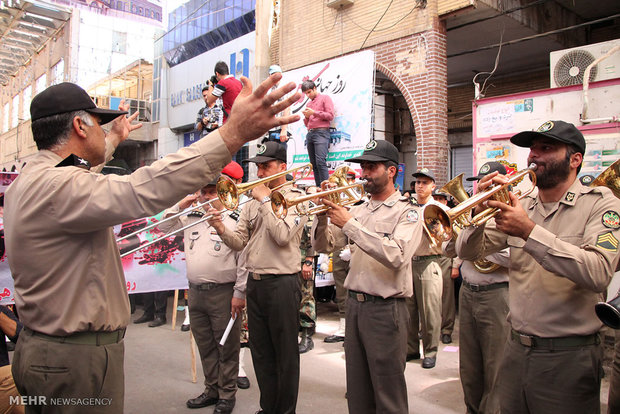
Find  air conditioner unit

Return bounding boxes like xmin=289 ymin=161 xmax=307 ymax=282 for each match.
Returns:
xmin=326 ymin=0 xmax=354 ymax=9
xmin=550 ymin=39 xmax=620 ymax=88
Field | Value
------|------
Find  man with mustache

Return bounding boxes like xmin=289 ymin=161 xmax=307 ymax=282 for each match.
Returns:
xmin=312 ymin=140 xmax=423 ymax=413
xmin=456 ymin=120 xmax=620 ymax=414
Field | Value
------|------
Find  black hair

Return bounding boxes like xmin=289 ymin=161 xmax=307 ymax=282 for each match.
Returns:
xmin=301 ymin=80 xmax=316 ymax=92
xmin=214 ymin=61 xmax=229 ymax=76
xmin=31 ymin=110 xmax=92 ymax=151
xmin=202 ymin=85 xmax=209 ymax=93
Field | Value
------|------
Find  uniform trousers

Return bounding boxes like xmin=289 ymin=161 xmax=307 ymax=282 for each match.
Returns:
xmin=305 ymin=129 xmax=330 ymax=186
xmin=438 ymin=256 xmax=455 ymax=336
xmin=12 ymin=329 xmax=124 ymax=414
xmin=332 ymin=253 xmax=349 ymax=317
xmin=0 ymin=365 xmax=24 ymax=414
xmin=345 ymin=295 xmax=409 ymax=414
xmin=459 ymin=283 xmax=509 ymax=414
xmin=299 ymin=275 xmax=316 ymax=331
xmin=142 ymin=291 xmax=167 ymax=318
xmin=406 ymin=258 xmax=443 ymax=358
xmin=247 ymin=273 xmax=301 ymax=414
xmin=608 ymin=329 xmax=620 ymax=414
xmin=188 ymin=282 xmax=240 ymax=400
xmin=498 ymin=332 xmax=603 ymax=414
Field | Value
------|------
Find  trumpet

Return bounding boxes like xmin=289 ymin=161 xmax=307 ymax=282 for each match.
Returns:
xmin=595 ymin=291 xmax=620 ymax=329
xmin=439 ymin=173 xmax=499 ymax=273
xmin=271 ymin=181 xmax=366 ymax=219
xmin=423 ymin=163 xmax=537 ymax=244
xmin=217 ymin=163 xmax=312 ymax=210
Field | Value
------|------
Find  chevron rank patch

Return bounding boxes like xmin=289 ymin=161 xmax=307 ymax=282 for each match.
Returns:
xmin=595 ymin=232 xmax=619 ymax=252
xmin=407 ymin=210 xmax=419 ymax=223
xmin=602 ymin=210 xmax=620 ymax=229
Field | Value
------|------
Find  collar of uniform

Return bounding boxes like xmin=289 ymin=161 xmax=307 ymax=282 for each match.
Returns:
xmin=366 ymin=190 xmax=402 ymax=211
xmin=55 ymin=154 xmax=91 ymax=170
xmin=558 ymin=177 xmax=586 ymax=207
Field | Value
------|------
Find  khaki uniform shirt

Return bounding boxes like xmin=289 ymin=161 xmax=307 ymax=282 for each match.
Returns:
xmin=412 ymin=197 xmax=445 ymax=257
xmin=159 ymin=204 xmax=247 ymax=298
xmin=218 ymin=186 xmax=308 ymax=274
xmin=4 ymin=131 xmax=231 ymax=336
xmin=444 ymin=232 xmax=510 ymax=285
xmin=312 ymin=191 xmax=422 ymax=298
xmin=456 ymin=179 xmax=620 ymax=337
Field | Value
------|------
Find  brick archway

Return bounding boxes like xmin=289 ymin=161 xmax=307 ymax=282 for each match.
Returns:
xmin=371 ymin=28 xmax=449 ymax=184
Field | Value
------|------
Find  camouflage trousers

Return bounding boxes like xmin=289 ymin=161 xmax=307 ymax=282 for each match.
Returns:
xmin=299 ymin=274 xmax=316 ymax=331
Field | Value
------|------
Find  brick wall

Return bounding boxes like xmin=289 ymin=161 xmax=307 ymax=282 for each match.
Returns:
xmin=373 ymin=26 xmax=449 ymax=183
xmin=278 ymin=0 xmax=432 ymax=72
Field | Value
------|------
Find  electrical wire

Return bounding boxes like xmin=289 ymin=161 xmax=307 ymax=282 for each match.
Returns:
xmin=473 ymin=27 xmax=504 ymax=99
xmin=359 ymin=0 xmax=394 ymax=50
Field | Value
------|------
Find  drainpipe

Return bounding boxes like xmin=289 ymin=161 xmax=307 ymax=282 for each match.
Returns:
xmin=580 ymin=45 xmax=620 ymax=124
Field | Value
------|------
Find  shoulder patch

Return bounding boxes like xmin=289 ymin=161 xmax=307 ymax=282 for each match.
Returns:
xmin=595 ymin=231 xmax=619 ymax=252
xmin=564 ymin=192 xmax=575 ymax=202
xmin=407 ymin=209 xmax=419 ymax=223
xmin=602 ymin=210 xmax=620 ymax=229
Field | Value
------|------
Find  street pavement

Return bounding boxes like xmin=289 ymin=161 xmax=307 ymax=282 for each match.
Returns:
xmin=124 ymin=298 xmax=613 ymax=413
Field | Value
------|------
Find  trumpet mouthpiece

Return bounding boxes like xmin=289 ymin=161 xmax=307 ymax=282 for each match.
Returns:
xmin=528 ymin=163 xmax=537 ymax=171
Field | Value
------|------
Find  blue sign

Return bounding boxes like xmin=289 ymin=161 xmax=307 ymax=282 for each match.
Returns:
xmin=183 ymin=131 xmax=201 ymax=147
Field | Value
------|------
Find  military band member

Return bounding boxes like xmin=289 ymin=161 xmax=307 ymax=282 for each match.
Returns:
xmin=407 ymin=168 xmax=445 ymax=369
xmin=158 ymin=175 xmax=247 ymax=414
xmin=443 ymin=161 xmax=511 ymax=414
xmin=207 ymin=141 xmax=307 ymax=414
xmin=4 ymin=77 xmax=300 ymax=413
xmin=456 ymin=121 xmax=620 ymax=414
xmin=312 ymin=140 xmax=422 ymax=414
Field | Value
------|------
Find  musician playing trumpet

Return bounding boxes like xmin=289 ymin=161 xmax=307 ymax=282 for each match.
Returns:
xmin=455 ymin=121 xmax=620 ymax=414
xmin=312 ymin=140 xmax=422 ymax=414
xmin=207 ymin=141 xmax=306 ymax=414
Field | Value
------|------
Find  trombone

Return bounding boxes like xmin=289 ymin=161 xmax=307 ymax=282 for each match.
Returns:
xmin=217 ymin=163 xmax=313 ymax=210
xmin=117 ymin=164 xmax=312 ymax=257
xmin=423 ymin=163 xmax=537 ymax=244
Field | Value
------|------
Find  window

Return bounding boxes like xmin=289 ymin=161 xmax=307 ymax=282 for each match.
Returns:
xmin=112 ymin=31 xmax=127 ymax=54
xmin=2 ymin=103 xmax=9 ymax=133
xmin=22 ymin=85 xmax=32 ymax=120
xmin=36 ymin=74 xmax=46 ymax=94
xmin=51 ymin=59 xmax=64 ymax=86
xmin=11 ymin=94 xmax=20 ymax=128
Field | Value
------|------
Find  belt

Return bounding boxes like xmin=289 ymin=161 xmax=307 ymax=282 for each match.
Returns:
xmin=309 ymin=127 xmax=329 ymax=131
xmin=412 ymin=254 xmax=442 ymax=262
xmin=25 ymin=327 xmax=126 ymax=346
xmin=510 ymin=329 xmax=599 ymax=350
xmin=249 ymin=272 xmax=297 ymax=281
xmin=463 ymin=280 xmax=508 ymax=292
xmin=189 ymin=281 xmax=231 ymax=290
xmin=348 ymin=290 xmax=398 ymax=303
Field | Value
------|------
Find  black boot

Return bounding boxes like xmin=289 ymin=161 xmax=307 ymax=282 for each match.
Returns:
xmin=299 ymin=328 xmax=314 ymax=354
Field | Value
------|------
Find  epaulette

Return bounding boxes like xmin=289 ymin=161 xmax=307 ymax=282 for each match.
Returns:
xmin=229 ymin=208 xmax=242 ymax=222
xmin=55 ymin=154 xmax=91 ymax=170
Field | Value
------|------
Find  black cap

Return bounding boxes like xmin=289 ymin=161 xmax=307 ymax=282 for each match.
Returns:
xmin=30 ymin=82 xmax=128 ymax=124
xmin=345 ymin=140 xmax=399 ymax=164
xmin=432 ymin=189 xmax=449 ymax=198
xmin=511 ymin=120 xmax=586 ymax=154
xmin=466 ymin=161 xmax=507 ymax=181
xmin=412 ymin=168 xmax=435 ymax=182
xmin=244 ymin=141 xmax=287 ymax=163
